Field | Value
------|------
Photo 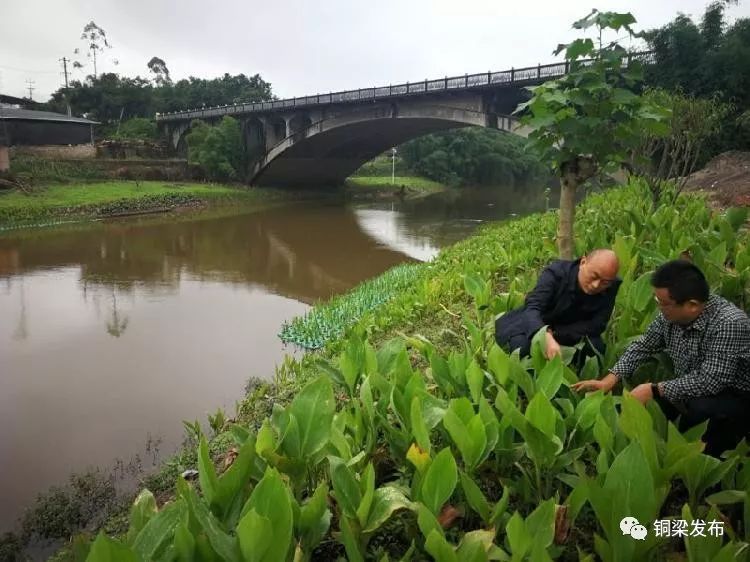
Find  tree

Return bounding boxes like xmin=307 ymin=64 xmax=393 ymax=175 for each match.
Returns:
xmin=398 ymin=128 xmax=547 ymax=187
xmin=186 ymin=117 xmax=246 ymax=181
xmin=517 ymin=10 xmax=670 ymax=259
xmin=75 ymin=21 xmax=117 ymax=78
xmin=114 ymin=117 xmax=158 ymax=140
xmin=147 ymin=57 xmax=171 ymax=85
xmin=643 ymin=1 xmax=749 ymax=156
xmin=631 ymin=88 xmax=731 ymax=206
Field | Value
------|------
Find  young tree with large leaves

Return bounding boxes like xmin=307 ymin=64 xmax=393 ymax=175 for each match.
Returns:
xmin=518 ymin=10 xmax=669 ymax=259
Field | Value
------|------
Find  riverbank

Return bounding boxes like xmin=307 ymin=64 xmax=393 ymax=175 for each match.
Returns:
xmin=13 ymin=179 xmax=750 ymax=560
xmin=345 ymin=175 xmax=447 ymax=199
xmin=0 ymin=181 xmax=278 ymax=231
xmin=0 ymin=177 xmax=446 ymax=232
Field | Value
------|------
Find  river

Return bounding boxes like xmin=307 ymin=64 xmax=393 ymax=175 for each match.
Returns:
xmin=0 ymin=183 xmax=554 ymax=532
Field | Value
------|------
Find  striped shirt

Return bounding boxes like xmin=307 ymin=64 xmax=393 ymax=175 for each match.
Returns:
xmin=611 ymin=294 xmax=750 ymax=401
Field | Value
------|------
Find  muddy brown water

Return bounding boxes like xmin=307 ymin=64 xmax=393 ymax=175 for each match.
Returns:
xmin=0 ymin=184 xmax=554 ymax=532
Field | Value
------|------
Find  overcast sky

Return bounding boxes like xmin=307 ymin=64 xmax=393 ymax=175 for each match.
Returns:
xmin=1 ymin=0 xmax=746 ymax=105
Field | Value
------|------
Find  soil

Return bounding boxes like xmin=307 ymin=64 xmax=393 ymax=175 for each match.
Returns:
xmin=684 ymin=151 xmax=750 ymax=207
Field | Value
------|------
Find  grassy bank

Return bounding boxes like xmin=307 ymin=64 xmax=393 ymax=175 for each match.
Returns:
xmin=345 ymin=175 xmax=447 ymax=198
xmin=0 ymin=175 xmax=445 ymax=232
xmin=16 ymin=179 xmax=750 ymax=560
xmin=0 ymin=181 xmax=296 ymax=230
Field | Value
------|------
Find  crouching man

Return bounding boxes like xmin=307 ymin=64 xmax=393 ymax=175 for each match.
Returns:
xmin=573 ymin=260 xmax=750 ymax=457
xmin=495 ymin=249 xmax=621 ymax=359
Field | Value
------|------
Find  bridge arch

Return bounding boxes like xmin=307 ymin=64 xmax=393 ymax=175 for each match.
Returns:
xmin=251 ymin=102 xmax=526 ymax=186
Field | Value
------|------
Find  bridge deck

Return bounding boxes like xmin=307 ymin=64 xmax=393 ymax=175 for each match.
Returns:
xmin=156 ymin=52 xmax=654 ymax=123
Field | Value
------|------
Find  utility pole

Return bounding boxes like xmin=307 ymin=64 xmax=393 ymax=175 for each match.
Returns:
xmin=25 ymin=79 xmax=35 ymax=101
xmin=60 ymin=57 xmax=71 ymax=116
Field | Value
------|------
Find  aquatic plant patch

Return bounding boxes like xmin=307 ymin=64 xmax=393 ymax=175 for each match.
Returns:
xmin=278 ymin=262 xmax=425 ymax=349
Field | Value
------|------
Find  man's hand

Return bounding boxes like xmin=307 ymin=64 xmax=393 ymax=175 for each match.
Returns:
xmin=545 ymin=330 xmax=561 ymax=360
xmin=572 ymin=373 xmax=618 ymax=394
xmin=629 ymin=383 xmax=654 ymax=405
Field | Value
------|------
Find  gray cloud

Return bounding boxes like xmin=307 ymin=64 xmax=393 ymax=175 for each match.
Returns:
xmin=1 ymin=0 xmax=746 ymax=105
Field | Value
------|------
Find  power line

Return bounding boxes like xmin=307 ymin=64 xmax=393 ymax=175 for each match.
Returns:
xmin=25 ymin=79 xmax=35 ymax=100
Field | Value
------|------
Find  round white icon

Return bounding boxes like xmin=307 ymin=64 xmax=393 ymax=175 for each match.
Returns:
xmin=630 ymin=524 xmax=648 ymax=540
xmin=620 ymin=517 xmax=648 ymax=540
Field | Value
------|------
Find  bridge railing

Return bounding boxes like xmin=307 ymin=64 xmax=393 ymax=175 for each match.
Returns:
xmin=156 ymin=51 xmax=654 ymax=122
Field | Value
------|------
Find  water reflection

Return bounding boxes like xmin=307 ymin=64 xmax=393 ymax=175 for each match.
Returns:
xmin=0 ymin=183 xmax=552 ymax=531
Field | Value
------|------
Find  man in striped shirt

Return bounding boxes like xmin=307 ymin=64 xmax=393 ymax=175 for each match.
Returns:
xmin=573 ymin=260 xmax=750 ymax=456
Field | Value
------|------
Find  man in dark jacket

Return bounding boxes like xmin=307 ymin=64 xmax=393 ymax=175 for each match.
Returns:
xmin=495 ymin=249 xmax=621 ymax=359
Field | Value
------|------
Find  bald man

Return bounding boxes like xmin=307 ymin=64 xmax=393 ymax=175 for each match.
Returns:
xmin=495 ymin=249 xmax=621 ymax=360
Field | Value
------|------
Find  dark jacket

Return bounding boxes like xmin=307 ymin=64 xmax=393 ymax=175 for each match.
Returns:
xmin=495 ymin=258 xmax=621 ymax=347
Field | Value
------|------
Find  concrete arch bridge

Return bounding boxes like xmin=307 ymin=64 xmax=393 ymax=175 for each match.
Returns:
xmin=156 ymin=53 xmax=653 ymax=187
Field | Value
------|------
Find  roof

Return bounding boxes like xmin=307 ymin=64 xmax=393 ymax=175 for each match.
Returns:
xmin=0 ymin=107 xmax=98 ymax=125
xmin=0 ymin=93 xmax=29 ymax=105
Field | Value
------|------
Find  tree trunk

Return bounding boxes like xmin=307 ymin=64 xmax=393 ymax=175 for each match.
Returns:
xmin=558 ymin=175 xmax=577 ymax=260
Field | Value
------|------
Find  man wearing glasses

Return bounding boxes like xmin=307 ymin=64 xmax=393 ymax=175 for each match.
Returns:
xmin=495 ymin=248 xmax=621 ymax=360
xmin=573 ymin=260 xmax=750 ymax=456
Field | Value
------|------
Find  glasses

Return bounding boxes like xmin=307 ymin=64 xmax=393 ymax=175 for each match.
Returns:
xmin=654 ymin=296 xmax=679 ymax=309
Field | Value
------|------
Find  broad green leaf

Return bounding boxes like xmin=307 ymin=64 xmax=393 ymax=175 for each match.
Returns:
xmin=536 ymin=355 xmax=564 ymax=398
xmin=363 ymin=486 xmax=413 ymax=533
xmin=525 ymin=499 xmax=555 ymax=550
xmin=410 ymin=397 xmax=432 ymax=454
xmin=506 ymin=512 xmax=532 ymax=558
xmin=198 ymin=436 xmax=220 ymax=511
xmin=329 ymin=456 xmax=362 ymax=519
xmin=487 ymin=344 xmax=510 ymax=386
xmin=460 ymin=472 xmax=490 ymax=523
xmin=297 ymin=482 xmax=331 ymax=552
xmin=574 ymin=392 xmax=604 ymax=430
xmin=525 ymin=393 xmax=557 ymax=437
xmin=179 ymin=479 xmax=239 ymax=562
xmin=467 ymin=360 xmax=485 ymax=404
xmin=126 ymin=489 xmax=158 ymax=545
xmin=530 ymin=327 xmax=549 ymax=373
xmin=425 ymin=530 xmax=459 ymax=562
xmin=86 ymin=533 xmax=139 ymax=562
xmin=417 ymin=503 xmax=444 ymax=540
xmin=240 ymin=468 xmax=293 ymax=562
xmin=682 ymin=504 xmax=724 ymax=562
xmin=237 ymin=509 xmax=272 ymax=562
xmin=706 ymin=490 xmax=746 ymax=505
xmin=339 ymin=514 xmax=364 ymax=562
xmin=173 ymin=520 xmax=194 ymax=562
xmin=216 ymin=434 xmax=257 ymax=518
xmin=132 ymin=499 xmax=186 ymax=561
xmin=421 ymin=447 xmax=458 ymax=516
xmin=356 ymin=463 xmax=376 ymax=527
xmin=256 ymin=420 xmax=276 ymax=458
xmin=289 ymin=376 xmax=335 ymax=459
xmin=629 ymin=271 xmax=654 ymax=313
xmin=618 ymin=393 xmax=658 ymax=476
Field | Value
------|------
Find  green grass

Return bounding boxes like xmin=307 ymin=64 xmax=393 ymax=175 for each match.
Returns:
xmin=345 ymin=175 xmax=446 ymax=192
xmin=0 ymin=181 xmax=265 ymax=227
xmin=0 ymin=181 xmax=240 ymax=209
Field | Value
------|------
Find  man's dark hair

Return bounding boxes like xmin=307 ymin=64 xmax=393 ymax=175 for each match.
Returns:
xmin=651 ymin=260 xmax=710 ymax=304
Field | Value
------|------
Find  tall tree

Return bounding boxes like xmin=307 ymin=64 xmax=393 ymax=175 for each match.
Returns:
xmin=75 ymin=21 xmax=117 ymax=78
xmin=518 ymin=10 xmax=669 ymax=258
xmin=147 ymin=57 xmax=171 ymax=85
